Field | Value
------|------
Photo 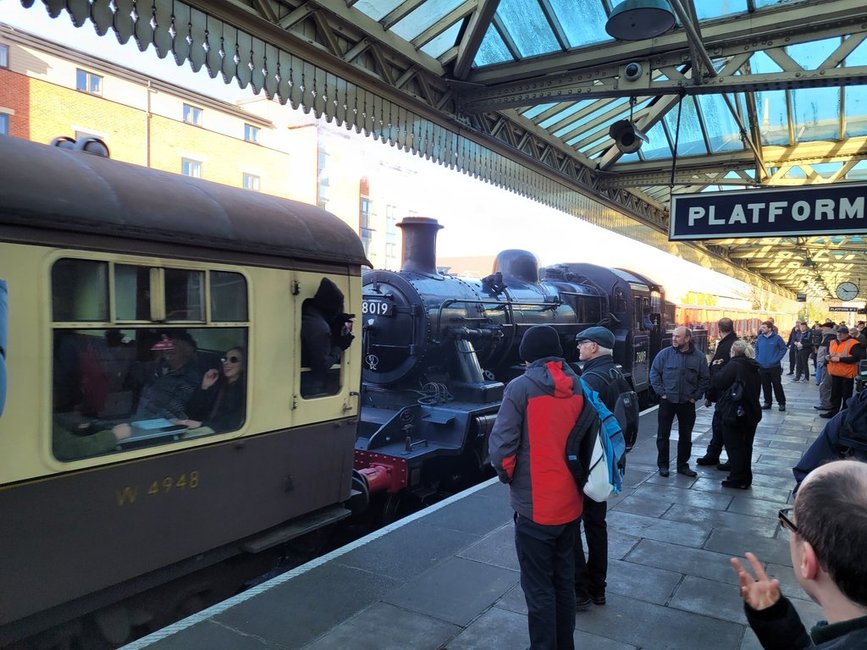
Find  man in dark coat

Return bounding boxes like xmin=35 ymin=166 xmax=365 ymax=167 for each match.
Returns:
xmin=731 ymin=460 xmax=867 ymax=649
xmin=794 ymin=390 xmax=867 ymax=492
xmin=785 ymin=322 xmax=800 ymax=375
xmin=300 ymin=278 xmax=354 ymax=397
xmin=709 ymin=339 xmax=762 ymax=488
xmin=650 ymin=326 xmax=710 ymax=477
xmin=489 ymin=325 xmax=583 ymax=650
xmin=572 ymin=325 xmax=620 ymax=611
xmin=697 ymin=318 xmax=737 ymax=469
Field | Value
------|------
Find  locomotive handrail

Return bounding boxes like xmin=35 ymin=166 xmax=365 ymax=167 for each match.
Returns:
xmin=433 ymin=298 xmax=563 ymax=337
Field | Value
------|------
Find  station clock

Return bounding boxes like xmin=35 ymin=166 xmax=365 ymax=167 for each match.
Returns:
xmin=835 ymin=282 xmax=859 ymax=301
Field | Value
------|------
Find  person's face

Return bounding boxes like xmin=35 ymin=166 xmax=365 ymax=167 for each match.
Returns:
xmin=577 ymin=340 xmax=596 ymax=361
xmin=760 ymin=324 xmax=769 ymax=335
xmin=672 ymin=328 xmax=688 ymax=349
xmin=166 ymin=341 xmax=194 ymax=370
xmin=837 ymin=332 xmax=849 ymax=342
xmin=222 ymin=349 xmax=244 ymax=381
xmin=799 ymin=324 xmax=808 ymax=332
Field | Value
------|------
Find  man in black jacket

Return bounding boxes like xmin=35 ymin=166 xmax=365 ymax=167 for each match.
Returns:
xmin=731 ymin=460 xmax=867 ymax=649
xmin=697 ymin=318 xmax=737 ymax=469
xmin=572 ymin=326 xmax=621 ymax=612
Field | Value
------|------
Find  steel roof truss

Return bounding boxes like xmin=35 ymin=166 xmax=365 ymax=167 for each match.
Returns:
xmin=452 ymin=0 xmax=500 ymax=80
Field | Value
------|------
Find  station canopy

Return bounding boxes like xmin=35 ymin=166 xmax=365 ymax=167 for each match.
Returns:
xmin=26 ymin=0 xmax=867 ymax=300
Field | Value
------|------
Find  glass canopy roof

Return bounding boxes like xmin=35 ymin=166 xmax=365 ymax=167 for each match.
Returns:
xmin=348 ymin=0 xmax=867 ymax=298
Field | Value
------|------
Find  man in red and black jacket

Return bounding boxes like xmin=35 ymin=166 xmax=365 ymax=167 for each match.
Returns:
xmin=489 ymin=325 xmax=584 ymax=650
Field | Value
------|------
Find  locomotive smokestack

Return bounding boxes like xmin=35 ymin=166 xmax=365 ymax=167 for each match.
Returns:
xmin=397 ymin=217 xmax=443 ymax=276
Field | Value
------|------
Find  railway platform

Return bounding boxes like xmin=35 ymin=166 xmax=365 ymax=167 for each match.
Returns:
xmin=125 ymin=374 xmax=824 ymax=650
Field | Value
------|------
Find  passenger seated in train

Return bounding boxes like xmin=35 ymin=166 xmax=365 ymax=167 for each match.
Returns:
xmin=131 ymin=332 xmax=201 ymax=420
xmin=300 ymin=278 xmax=354 ymax=397
xmin=52 ymin=413 xmax=133 ymax=462
xmin=179 ymin=346 xmax=247 ymax=433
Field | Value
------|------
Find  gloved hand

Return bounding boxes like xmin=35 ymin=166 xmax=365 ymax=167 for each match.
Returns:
xmin=336 ymin=332 xmax=354 ymax=350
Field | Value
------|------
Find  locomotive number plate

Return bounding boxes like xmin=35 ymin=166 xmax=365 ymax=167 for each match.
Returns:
xmin=362 ymin=299 xmax=393 ymax=316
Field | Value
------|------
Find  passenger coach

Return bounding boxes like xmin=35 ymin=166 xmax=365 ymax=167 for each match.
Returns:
xmin=0 ymin=136 xmax=368 ymax=645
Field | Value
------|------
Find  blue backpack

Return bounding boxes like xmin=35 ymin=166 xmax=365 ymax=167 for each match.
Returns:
xmin=565 ymin=378 xmax=627 ymax=502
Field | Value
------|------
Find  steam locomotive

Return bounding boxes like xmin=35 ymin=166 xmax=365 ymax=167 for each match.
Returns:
xmin=355 ymin=217 xmax=706 ymax=512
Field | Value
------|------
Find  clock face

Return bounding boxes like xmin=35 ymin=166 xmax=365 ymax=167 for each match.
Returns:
xmin=836 ymin=282 xmax=859 ymax=301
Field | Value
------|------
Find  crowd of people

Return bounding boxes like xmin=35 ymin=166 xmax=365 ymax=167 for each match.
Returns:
xmin=489 ymin=317 xmax=867 ymax=650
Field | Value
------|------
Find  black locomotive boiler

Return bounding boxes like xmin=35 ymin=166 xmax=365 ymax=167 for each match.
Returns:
xmin=354 ymin=217 xmax=701 ymax=513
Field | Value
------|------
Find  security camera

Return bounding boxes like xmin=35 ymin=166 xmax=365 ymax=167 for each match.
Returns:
xmin=609 ymin=120 xmax=648 ymax=154
xmin=623 ymin=62 xmax=643 ymax=82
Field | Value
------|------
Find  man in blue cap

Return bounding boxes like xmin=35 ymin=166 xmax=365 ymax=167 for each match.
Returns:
xmin=573 ymin=325 xmax=620 ymax=611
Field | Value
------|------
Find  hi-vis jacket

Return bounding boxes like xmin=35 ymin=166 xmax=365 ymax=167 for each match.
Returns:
xmin=488 ymin=357 xmax=583 ymax=526
xmin=828 ymin=337 xmax=863 ymax=379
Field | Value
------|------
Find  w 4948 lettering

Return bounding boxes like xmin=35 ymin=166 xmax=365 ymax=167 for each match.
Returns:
xmin=115 ymin=471 xmax=200 ymax=506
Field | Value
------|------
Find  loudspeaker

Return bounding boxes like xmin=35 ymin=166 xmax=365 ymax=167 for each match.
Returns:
xmin=609 ymin=120 xmax=648 ymax=154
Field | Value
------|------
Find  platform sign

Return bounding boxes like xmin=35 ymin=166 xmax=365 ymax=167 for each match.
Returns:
xmin=829 ymin=306 xmax=859 ymax=312
xmin=670 ymin=183 xmax=867 ymax=241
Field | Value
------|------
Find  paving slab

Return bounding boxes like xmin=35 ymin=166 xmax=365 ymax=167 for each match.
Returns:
xmin=572 ymin=592 xmax=745 ymax=650
xmin=381 ymin=556 xmax=518 ymax=626
xmin=303 ymin=602 xmax=460 ymax=650
xmin=212 ymin=562 xmax=401 ymax=648
xmin=607 ymin=510 xmax=710 ymax=548
xmin=624 ymin=538 xmax=741 ymax=585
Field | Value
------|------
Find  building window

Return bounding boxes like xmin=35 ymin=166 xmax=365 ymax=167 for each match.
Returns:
xmin=0 ymin=114 xmax=8 ymax=136
xmin=183 ymin=103 xmax=203 ymax=126
xmin=181 ymin=158 xmax=202 ymax=178
xmin=0 ymin=44 xmax=8 ymax=68
xmin=360 ymin=197 xmax=373 ymax=256
xmin=244 ymin=124 xmax=260 ymax=143
xmin=242 ymin=173 xmax=260 ymax=192
xmin=76 ymin=69 xmax=102 ymax=95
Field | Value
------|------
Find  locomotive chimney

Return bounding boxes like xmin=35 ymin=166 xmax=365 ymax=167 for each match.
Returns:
xmin=397 ymin=217 xmax=443 ymax=276
xmin=493 ymin=249 xmax=539 ymax=283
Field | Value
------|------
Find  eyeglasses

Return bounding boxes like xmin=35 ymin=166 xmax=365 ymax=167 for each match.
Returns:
xmin=778 ymin=507 xmax=798 ymax=534
xmin=576 ymin=340 xmax=594 ymax=347
xmin=222 ymin=355 xmax=242 ymax=364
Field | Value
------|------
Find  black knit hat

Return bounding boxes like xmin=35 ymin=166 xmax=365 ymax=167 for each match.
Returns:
xmin=519 ymin=325 xmax=563 ymax=363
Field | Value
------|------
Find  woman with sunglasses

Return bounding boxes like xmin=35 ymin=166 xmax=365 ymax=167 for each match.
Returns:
xmin=182 ymin=347 xmax=247 ymax=433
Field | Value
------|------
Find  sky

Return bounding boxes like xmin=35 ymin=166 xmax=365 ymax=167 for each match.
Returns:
xmin=2 ymin=1 xmax=786 ymax=308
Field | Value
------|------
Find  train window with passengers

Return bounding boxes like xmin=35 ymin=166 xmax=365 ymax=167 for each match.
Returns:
xmin=51 ymin=258 xmax=249 ymax=462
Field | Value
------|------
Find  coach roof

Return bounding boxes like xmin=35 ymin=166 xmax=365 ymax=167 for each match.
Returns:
xmin=0 ymin=137 xmax=370 ymax=269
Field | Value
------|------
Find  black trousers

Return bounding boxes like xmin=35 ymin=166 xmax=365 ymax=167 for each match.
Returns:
xmin=721 ymin=419 xmax=758 ymax=485
xmin=574 ymin=497 xmax=607 ymax=599
xmin=515 ymin=513 xmax=577 ymax=650
xmin=788 ymin=347 xmax=796 ymax=373
xmin=829 ymin=375 xmax=855 ymax=414
xmin=795 ymin=348 xmax=811 ymax=381
xmin=703 ymin=407 xmax=724 ymax=459
xmin=759 ymin=366 xmax=786 ymax=406
xmin=656 ymin=399 xmax=696 ymax=468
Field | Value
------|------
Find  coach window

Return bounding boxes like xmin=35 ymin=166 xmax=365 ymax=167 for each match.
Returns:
xmin=211 ymin=272 xmax=247 ymax=321
xmin=51 ymin=259 xmax=249 ymax=463
xmin=52 ymin=259 xmax=109 ymax=322
xmin=115 ymin=265 xmax=151 ymax=321
xmin=165 ymin=269 xmax=204 ymax=321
